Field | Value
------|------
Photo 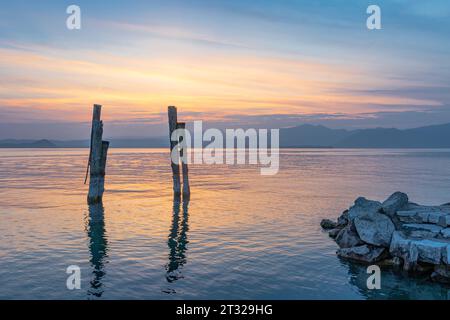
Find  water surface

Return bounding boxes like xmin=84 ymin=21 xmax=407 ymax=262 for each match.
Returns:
xmin=1 ymin=148 xmax=450 ymax=299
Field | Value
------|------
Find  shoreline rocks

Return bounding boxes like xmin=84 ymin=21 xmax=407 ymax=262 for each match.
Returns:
xmin=321 ymin=192 xmax=450 ymax=284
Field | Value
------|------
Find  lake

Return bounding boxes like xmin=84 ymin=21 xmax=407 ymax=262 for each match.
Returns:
xmin=1 ymin=148 xmax=450 ymax=299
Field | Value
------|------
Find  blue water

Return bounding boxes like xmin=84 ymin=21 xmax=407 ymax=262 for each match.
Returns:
xmin=1 ymin=148 xmax=450 ymax=299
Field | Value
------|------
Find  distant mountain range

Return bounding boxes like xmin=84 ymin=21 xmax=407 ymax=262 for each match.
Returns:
xmin=280 ymin=123 xmax=450 ymax=148
xmin=0 ymin=139 xmax=58 ymax=148
xmin=2 ymin=122 xmax=450 ymax=148
xmin=0 ymin=138 xmax=167 ymax=148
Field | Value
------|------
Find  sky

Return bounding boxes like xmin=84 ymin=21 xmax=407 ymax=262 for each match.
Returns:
xmin=0 ymin=0 xmax=450 ymax=139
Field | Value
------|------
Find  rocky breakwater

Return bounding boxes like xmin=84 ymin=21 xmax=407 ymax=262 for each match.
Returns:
xmin=321 ymin=192 xmax=450 ymax=284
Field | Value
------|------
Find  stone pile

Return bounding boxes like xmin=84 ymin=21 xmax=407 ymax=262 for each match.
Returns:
xmin=321 ymin=192 xmax=450 ymax=284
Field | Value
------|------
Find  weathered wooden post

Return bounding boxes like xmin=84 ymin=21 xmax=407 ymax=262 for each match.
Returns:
xmin=177 ymin=122 xmax=190 ymax=198
xmin=87 ymin=104 xmax=109 ymax=204
xmin=168 ymin=106 xmax=181 ymax=196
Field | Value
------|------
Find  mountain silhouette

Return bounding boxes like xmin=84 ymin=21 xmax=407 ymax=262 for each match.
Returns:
xmin=280 ymin=123 xmax=450 ymax=148
xmin=0 ymin=139 xmax=56 ymax=148
xmin=2 ymin=123 xmax=450 ymax=148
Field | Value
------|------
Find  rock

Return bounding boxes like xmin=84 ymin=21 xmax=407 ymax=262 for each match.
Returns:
xmin=403 ymin=224 xmax=443 ymax=233
xmin=382 ymin=192 xmax=408 ymax=217
xmin=392 ymin=256 xmax=403 ymax=268
xmin=415 ymin=263 xmax=435 ymax=274
xmin=379 ymin=256 xmax=403 ymax=268
xmin=389 ymin=231 xmax=418 ymax=271
xmin=390 ymin=231 xmax=449 ymax=265
xmin=431 ymin=265 xmax=450 ymax=284
xmin=323 ymin=194 xmax=450 ymax=284
xmin=418 ymin=212 xmax=431 ymax=223
xmin=328 ymin=228 xmax=341 ymax=239
xmin=337 ymin=245 xmax=386 ymax=263
xmin=337 ymin=210 xmax=349 ymax=228
xmin=396 ymin=210 xmax=423 ymax=223
xmin=442 ymin=246 xmax=450 ymax=264
xmin=438 ymin=215 xmax=450 ymax=227
xmin=428 ymin=212 xmax=445 ymax=224
xmin=408 ymin=230 xmax=440 ymax=239
xmin=440 ymin=228 xmax=450 ymax=239
xmin=354 ymin=212 xmax=395 ymax=247
xmin=415 ymin=239 xmax=447 ymax=264
xmin=348 ymin=197 xmax=382 ymax=221
xmin=335 ymin=225 xmax=364 ymax=248
xmin=404 ymin=244 xmax=419 ymax=271
xmin=402 ymin=223 xmax=443 ymax=238
xmin=320 ymin=219 xmax=337 ymax=230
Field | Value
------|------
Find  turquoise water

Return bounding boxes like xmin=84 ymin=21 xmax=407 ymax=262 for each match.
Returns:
xmin=1 ymin=148 xmax=450 ymax=299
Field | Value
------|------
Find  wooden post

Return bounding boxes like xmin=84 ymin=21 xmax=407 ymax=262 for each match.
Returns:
xmin=177 ymin=122 xmax=190 ymax=198
xmin=88 ymin=104 xmax=109 ymax=204
xmin=168 ymin=106 xmax=181 ymax=197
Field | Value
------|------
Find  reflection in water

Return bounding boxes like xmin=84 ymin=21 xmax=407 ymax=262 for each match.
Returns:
xmin=166 ymin=196 xmax=190 ymax=283
xmin=339 ymin=258 xmax=450 ymax=300
xmin=86 ymin=202 xmax=109 ymax=298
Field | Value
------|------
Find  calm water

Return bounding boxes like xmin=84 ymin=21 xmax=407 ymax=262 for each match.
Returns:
xmin=1 ymin=148 xmax=450 ymax=300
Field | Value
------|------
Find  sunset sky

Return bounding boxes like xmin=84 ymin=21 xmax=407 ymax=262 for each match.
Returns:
xmin=1 ymin=0 xmax=450 ymax=139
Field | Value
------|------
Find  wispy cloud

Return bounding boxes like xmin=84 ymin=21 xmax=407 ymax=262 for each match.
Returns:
xmin=0 ymin=0 xmax=449 ymax=138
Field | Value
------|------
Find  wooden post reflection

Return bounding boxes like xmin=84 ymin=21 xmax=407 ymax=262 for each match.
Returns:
xmin=86 ymin=202 xmax=109 ymax=298
xmin=166 ymin=196 xmax=190 ymax=283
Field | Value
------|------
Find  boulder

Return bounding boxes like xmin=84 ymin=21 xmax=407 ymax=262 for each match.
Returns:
xmin=320 ymin=219 xmax=337 ymax=230
xmin=396 ymin=210 xmax=423 ymax=223
xmin=415 ymin=239 xmax=447 ymax=264
xmin=348 ymin=197 xmax=382 ymax=221
xmin=337 ymin=245 xmax=386 ymax=263
xmin=442 ymin=246 xmax=450 ymax=264
xmin=337 ymin=210 xmax=349 ymax=228
xmin=335 ymin=225 xmax=363 ymax=248
xmin=322 ymin=193 xmax=450 ymax=284
xmin=402 ymin=223 xmax=443 ymax=238
xmin=382 ymin=192 xmax=408 ymax=217
xmin=390 ymin=231 xmax=449 ymax=265
xmin=354 ymin=212 xmax=395 ymax=247
xmin=431 ymin=265 xmax=450 ymax=284
xmin=378 ymin=256 xmax=403 ymax=268
xmin=440 ymin=228 xmax=450 ymax=239
xmin=402 ymin=224 xmax=443 ymax=233
xmin=328 ymin=228 xmax=341 ymax=239
xmin=389 ymin=231 xmax=410 ymax=255
xmin=389 ymin=231 xmax=418 ymax=271
xmin=428 ymin=212 xmax=446 ymax=224
xmin=438 ymin=215 xmax=450 ymax=227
